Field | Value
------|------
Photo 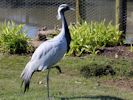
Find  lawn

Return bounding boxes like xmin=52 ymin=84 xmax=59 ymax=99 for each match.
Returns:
xmin=0 ymin=54 xmax=133 ymax=100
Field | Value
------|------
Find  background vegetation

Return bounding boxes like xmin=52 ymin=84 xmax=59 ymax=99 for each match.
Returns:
xmin=0 ymin=21 xmax=32 ymax=54
xmin=68 ymin=21 xmax=122 ymax=56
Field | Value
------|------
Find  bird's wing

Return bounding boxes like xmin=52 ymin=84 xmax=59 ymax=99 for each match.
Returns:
xmin=20 ymin=40 xmax=57 ymax=92
xmin=30 ymin=40 xmax=63 ymax=71
xmin=31 ymin=41 xmax=53 ymax=61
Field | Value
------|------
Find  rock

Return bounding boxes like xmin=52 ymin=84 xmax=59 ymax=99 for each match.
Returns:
xmin=37 ymin=33 xmax=47 ymax=41
xmin=30 ymin=40 xmax=43 ymax=48
xmin=35 ymin=26 xmax=60 ymax=41
xmin=31 ymin=26 xmax=60 ymax=48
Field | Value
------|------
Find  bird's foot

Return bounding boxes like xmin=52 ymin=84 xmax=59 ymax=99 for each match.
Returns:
xmin=54 ymin=65 xmax=62 ymax=74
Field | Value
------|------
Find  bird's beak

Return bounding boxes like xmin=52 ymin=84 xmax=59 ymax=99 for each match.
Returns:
xmin=70 ymin=8 xmax=75 ymax=11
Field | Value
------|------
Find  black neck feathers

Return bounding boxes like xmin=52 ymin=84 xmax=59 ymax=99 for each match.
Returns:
xmin=61 ymin=13 xmax=71 ymax=52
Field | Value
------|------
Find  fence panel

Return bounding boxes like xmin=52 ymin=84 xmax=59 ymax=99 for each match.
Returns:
xmin=127 ymin=0 xmax=133 ymax=41
xmin=0 ymin=0 xmax=129 ymax=39
xmin=79 ymin=0 xmax=115 ymax=24
xmin=0 ymin=0 xmax=76 ymax=29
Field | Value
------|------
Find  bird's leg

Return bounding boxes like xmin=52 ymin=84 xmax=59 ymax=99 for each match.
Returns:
xmin=47 ymin=68 xmax=50 ymax=100
xmin=55 ymin=65 xmax=62 ymax=73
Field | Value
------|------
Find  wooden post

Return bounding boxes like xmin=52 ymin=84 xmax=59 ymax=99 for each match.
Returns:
xmin=25 ymin=14 xmax=29 ymax=24
xmin=116 ymin=0 xmax=127 ymax=40
xmin=76 ymin=0 xmax=80 ymax=23
xmin=80 ymin=0 xmax=86 ymax=21
xmin=115 ymin=0 xmax=120 ymax=29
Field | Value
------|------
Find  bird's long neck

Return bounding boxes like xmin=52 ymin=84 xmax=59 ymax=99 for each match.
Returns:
xmin=60 ymin=12 xmax=71 ymax=52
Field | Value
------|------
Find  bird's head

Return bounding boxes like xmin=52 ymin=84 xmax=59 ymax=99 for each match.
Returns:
xmin=58 ymin=4 xmax=74 ymax=12
xmin=57 ymin=4 xmax=74 ymax=20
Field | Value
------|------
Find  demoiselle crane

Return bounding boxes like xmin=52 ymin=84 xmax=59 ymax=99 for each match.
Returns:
xmin=21 ymin=4 xmax=74 ymax=98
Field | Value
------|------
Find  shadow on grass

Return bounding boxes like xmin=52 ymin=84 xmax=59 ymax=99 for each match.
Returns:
xmin=55 ymin=95 xmax=124 ymax=100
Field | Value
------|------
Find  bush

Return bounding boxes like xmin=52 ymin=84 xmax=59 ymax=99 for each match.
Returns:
xmin=68 ymin=21 xmax=122 ymax=56
xmin=0 ymin=21 xmax=32 ymax=54
xmin=80 ymin=64 xmax=115 ymax=78
xmin=80 ymin=57 xmax=133 ymax=78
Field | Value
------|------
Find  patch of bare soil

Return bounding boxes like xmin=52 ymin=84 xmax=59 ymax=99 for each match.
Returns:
xmin=99 ymin=46 xmax=133 ymax=59
xmin=102 ymin=78 xmax=133 ymax=92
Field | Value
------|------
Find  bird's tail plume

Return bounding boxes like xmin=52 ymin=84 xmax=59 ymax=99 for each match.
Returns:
xmin=20 ymin=62 xmax=34 ymax=93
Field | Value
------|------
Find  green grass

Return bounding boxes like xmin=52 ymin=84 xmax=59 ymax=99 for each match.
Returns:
xmin=0 ymin=54 xmax=133 ymax=100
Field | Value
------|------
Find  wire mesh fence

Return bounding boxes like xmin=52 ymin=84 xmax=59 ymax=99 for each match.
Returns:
xmin=0 ymin=0 xmax=129 ymax=39
xmin=0 ymin=0 xmax=76 ymax=29
xmin=0 ymin=0 xmax=117 ymax=27
xmin=127 ymin=0 xmax=133 ymax=40
xmin=79 ymin=0 xmax=115 ymax=24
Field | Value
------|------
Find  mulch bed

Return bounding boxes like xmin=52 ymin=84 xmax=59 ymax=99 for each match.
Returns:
xmin=102 ymin=78 xmax=133 ymax=92
xmin=99 ymin=46 xmax=133 ymax=59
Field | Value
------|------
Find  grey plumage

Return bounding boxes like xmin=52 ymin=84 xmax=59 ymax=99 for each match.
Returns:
xmin=20 ymin=4 xmax=74 ymax=97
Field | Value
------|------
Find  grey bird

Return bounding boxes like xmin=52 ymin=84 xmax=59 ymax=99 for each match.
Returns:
xmin=20 ymin=4 xmax=74 ymax=98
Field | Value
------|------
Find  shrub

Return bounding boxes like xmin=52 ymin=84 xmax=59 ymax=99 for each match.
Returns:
xmin=80 ymin=57 xmax=133 ymax=78
xmin=0 ymin=21 xmax=32 ymax=54
xmin=80 ymin=64 xmax=115 ymax=78
xmin=68 ymin=21 xmax=122 ymax=56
